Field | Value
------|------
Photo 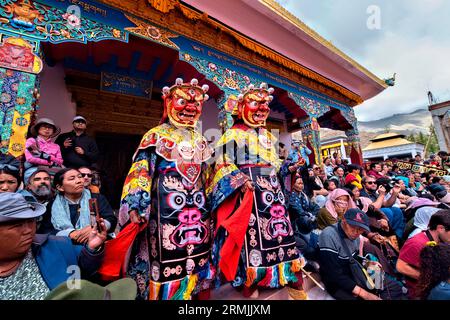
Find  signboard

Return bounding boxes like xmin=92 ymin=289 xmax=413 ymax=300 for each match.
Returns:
xmin=100 ymin=72 xmax=153 ymax=99
xmin=365 ymin=160 xmax=448 ymax=177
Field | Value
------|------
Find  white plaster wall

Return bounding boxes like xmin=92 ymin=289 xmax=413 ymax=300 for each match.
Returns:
xmin=37 ymin=63 xmax=76 ymax=134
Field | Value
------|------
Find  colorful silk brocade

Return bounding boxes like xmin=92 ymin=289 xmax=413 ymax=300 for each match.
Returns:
xmin=119 ymin=123 xmax=215 ymax=300
xmin=208 ymin=124 xmax=303 ymax=290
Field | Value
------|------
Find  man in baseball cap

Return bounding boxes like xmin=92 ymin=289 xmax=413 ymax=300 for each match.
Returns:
xmin=55 ymin=115 xmax=99 ymax=169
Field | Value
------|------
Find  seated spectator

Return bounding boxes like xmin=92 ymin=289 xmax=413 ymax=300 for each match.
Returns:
xmin=361 ymin=176 xmax=405 ymax=239
xmin=0 ymin=154 xmax=21 ymax=193
xmin=344 ymin=164 xmax=362 ymax=190
xmin=24 ymin=118 xmax=63 ymax=178
xmin=397 ymin=210 xmax=450 ymax=299
xmin=79 ymin=166 xmax=100 ymax=194
xmin=288 ymin=176 xmax=320 ymax=259
xmin=324 ymin=179 xmax=338 ymax=192
xmin=330 ymin=166 xmax=346 ymax=188
xmin=38 ymin=168 xmax=117 ymax=243
xmin=346 ymin=183 xmax=392 ymax=236
xmin=317 ymin=188 xmax=356 ymax=230
xmin=417 ymin=243 xmax=450 ymax=300
xmin=0 ymin=192 xmax=107 ymax=300
xmin=318 ymin=208 xmax=404 ymax=300
xmin=429 ymin=154 xmax=440 ymax=168
xmin=389 ymin=164 xmax=401 ymax=177
xmin=25 ymin=168 xmax=54 ymax=205
xmin=308 ymin=165 xmax=328 ymax=207
xmin=408 ymin=205 xmax=442 ymax=239
xmin=381 ymin=164 xmax=391 ymax=177
xmin=367 ymin=162 xmax=384 ymax=179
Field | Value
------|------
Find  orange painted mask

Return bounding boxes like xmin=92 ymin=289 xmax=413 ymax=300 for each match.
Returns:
xmin=162 ymin=78 xmax=209 ymax=128
xmin=237 ymin=83 xmax=274 ymax=128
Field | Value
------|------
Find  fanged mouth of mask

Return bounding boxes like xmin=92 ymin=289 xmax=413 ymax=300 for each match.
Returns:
xmin=253 ymin=112 xmax=267 ymax=121
xmin=269 ymin=218 xmax=289 ymax=237
xmin=173 ymin=224 xmax=206 ymax=246
xmin=178 ymin=112 xmax=196 ymax=120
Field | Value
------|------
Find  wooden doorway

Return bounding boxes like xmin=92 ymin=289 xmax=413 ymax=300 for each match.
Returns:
xmin=95 ymin=132 xmax=142 ymax=209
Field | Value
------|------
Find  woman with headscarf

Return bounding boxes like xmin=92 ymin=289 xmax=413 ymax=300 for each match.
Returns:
xmin=408 ymin=206 xmax=441 ymax=239
xmin=316 ymin=188 xmax=356 ymax=230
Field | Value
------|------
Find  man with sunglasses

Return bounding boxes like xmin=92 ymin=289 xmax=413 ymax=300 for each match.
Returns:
xmin=55 ymin=116 xmax=99 ymax=169
xmin=360 ymin=175 xmax=405 ymax=239
xmin=78 ymin=167 xmax=100 ymax=194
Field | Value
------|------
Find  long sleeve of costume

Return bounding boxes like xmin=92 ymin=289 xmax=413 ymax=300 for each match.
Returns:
xmin=119 ymin=149 xmax=156 ymax=225
xmin=206 ymin=140 xmax=249 ymax=212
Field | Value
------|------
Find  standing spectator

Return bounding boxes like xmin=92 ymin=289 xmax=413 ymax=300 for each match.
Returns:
xmin=344 ymin=164 xmax=362 ymax=190
xmin=24 ymin=118 xmax=63 ymax=180
xmin=438 ymin=151 xmax=450 ymax=172
xmin=278 ymin=142 xmax=288 ymax=160
xmin=55 ymin=116 xmax=99 ymax=169
xmin=288 ymin=140 xmax=312 ymax=167
xmin=0 ymin=192 xmax=107 ymax=300
xmin=417 ymin=243 xmax=450 ymax=300
xmin=367 ymin=163 xmax=384 ymax=179
xmin=323 ymin=157 xmax=334 ymax=179
xmin=396 ymin=210 xmax=450 ymax=299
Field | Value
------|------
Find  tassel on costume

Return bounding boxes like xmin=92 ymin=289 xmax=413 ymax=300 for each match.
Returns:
xmin=170 ymin=277 xmax=189 ymax=300
xmin=183 ymin=274 xmax=199 ymax=300
xmin=287 ymin=287 xmax=308 ymax=300
xmin=149 ymin=281 xmax=161 ymax=300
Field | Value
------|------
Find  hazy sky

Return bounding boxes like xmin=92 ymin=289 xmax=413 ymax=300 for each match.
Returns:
xmin=278 ymin=0 xmax=450 ymax=121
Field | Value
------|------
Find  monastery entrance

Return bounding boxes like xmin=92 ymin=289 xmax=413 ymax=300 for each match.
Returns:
xmin=38 ymin=35 xmax=223 ymax=208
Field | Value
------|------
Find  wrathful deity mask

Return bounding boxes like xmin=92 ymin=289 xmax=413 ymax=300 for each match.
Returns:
xmin=237 ymin=83 xmax=274 ymax=128
xmin=162 ymin=78 xmax=209 ymax=128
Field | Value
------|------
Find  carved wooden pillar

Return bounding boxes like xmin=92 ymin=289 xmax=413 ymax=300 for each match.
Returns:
xmin=300 ymin=118 xmax=322 ymax=166
xmin=345 ymin=128 xmax=363 ymax=166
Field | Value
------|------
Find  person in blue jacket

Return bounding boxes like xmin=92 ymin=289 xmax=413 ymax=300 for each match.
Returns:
xmin=0 ymin=192 xmax=107 ymax=300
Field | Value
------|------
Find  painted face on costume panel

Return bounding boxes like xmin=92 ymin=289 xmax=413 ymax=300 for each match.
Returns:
xmin=161 ymin=175 xmax=209 ymax=248
xmin=256 ymin=173 xmax=291 ymax=239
